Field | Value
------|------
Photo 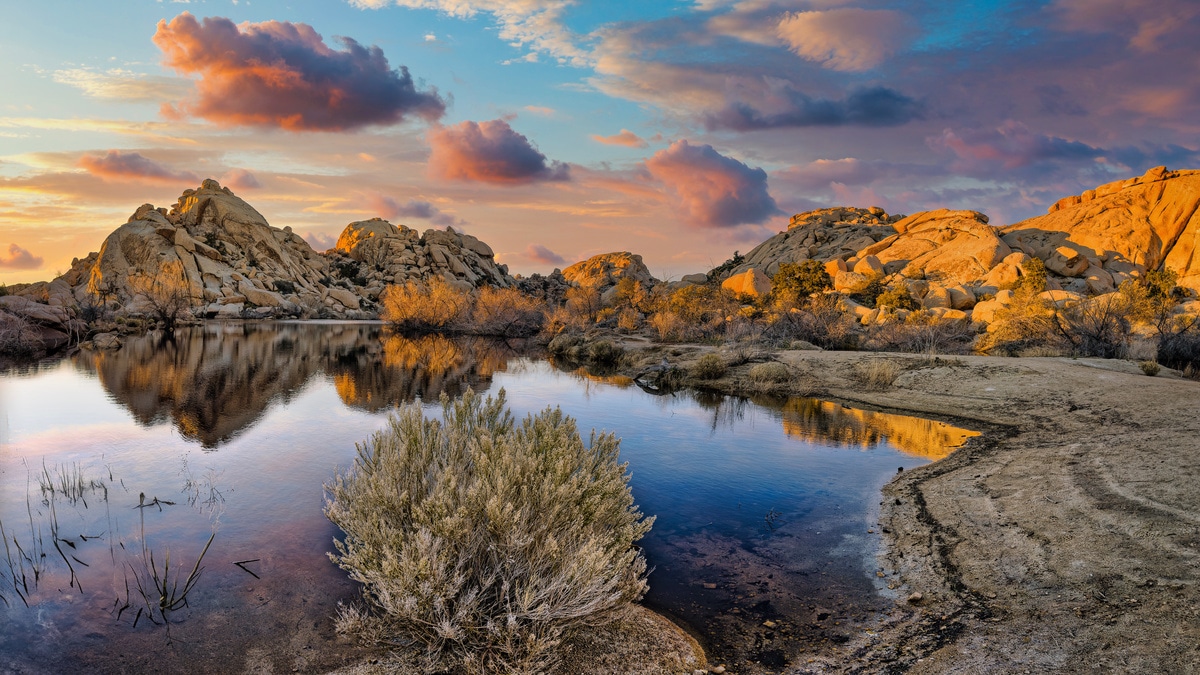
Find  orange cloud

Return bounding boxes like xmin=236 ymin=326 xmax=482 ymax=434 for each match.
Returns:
xmin=77 ymin=150 xmax=199 ymax=184
xmin=428 ymin=119 xmax=570 ymax=185
xmin=0 ymin=243 xmax=43 ymax=270
xmin=591 ymin=129 xmax=648 ymax=148
xmin=153 ymin=13 xmax=445 ymax=131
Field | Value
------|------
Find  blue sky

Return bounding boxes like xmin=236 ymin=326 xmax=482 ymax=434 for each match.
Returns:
xmin=1 ymin=0 xmax=1198 ymax=282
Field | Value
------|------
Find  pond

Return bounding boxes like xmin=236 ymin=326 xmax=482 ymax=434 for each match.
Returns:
xmin=0 ymin=323 xmax=976 ymax=673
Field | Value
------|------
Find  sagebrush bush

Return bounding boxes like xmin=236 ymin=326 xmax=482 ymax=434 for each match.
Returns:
xmin=762 ymin=295 xmax=858 ymax=350
xmin=770 ymin=260 xmax=832 ymax=306
xmin=472 ymin=286 xmax=544 ymax=337
xmin=1139 ymin=360 xmax=1161 ymax=376
xmin=325 ymin=390 xmax=653 ymax=674
xmin=853 ymin=358 xmax=902 ymax=390
xmin=864 ymin=312 xmax=975 ymax=355
xmin=749 ymin=361 xmax=790 ymax=383
xmin=691 ymin=353 xmax=727 ymax=379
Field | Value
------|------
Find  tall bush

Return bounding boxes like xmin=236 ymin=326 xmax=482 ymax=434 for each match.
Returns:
xmin=381 ymin=277 xmax=472 ymax=331
xmin=324 ymin=390 xmax=653 ymax=673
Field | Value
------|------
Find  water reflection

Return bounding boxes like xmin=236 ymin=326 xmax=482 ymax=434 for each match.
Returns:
xmin=779 ymin=398 xmax=979 ymax=460
xmin=73 ymin=323 xmax=523 ymax=447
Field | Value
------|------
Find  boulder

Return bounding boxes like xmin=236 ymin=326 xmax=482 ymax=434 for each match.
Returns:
xmin=871 ymin=209 xmax=1011 ymax=285
xmin=721 ymin=268 xmax=772 ymax=298
xmin=562 ymin=252 xmax=657 ymax=291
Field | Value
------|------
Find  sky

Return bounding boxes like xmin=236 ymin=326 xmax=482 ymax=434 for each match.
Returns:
xmin=1 ymin=0 xmax=1198 ymax=284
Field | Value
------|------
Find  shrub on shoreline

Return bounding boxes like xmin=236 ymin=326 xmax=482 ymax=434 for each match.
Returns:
xmin=325 ymin=390 xmax=653 ymax=673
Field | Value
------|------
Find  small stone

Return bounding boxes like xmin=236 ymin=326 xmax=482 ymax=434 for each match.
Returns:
xmin=702 ymin=583 xmax=717 ymax=589
xmin=763 ymin=620 xmax=777 ymax=628
xmin=711 ymin=667 xmax=726 ymax=675
xmin=908 ymin=592 xmax=923 ymax=604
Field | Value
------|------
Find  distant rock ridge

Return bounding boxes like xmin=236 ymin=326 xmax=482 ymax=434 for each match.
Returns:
xmin=708 ymin=167 xmax=1200 ymax=321
xmin=18 ymin=179 xmax=514 ymax=322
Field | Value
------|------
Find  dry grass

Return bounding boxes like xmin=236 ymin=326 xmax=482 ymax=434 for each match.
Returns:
xmin=691 ymin=353 xmax=727 ymax=380
xmin=748 ymin=361 xmax=790 ymax=384
xmin=853 ymin=358 xmax=902 ymax=390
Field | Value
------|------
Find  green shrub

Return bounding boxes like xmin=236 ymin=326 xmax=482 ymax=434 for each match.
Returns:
xmin=876 ymin=285 xmax=920 ymax=311
xmin=325 ymin=390 xmax=653 ymax=673
xmin=749 ymin=361 xmax=790 ymax=383
xmin=691 ymin=353 xmax=727 ymax=379
xmin=771 ymin=260 xmax=832 ymax=306
xmin=848 ymin=274 xmax=887 ymax=308
xmin=1019 ymin=257 xmax=1047 ymax=293
xmin=273 ymin=279 xmax=297 ymax=295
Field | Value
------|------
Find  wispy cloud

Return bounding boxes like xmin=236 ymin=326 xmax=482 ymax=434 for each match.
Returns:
xmin=77 ymin=150 xmax=200 ymax=184
xmin=591 ymin=129 xmax=648 ymax=148
xmin=526 ymin=243 xmax=565 ymax=265
xmin=0 ymin=243 xmax=44 ymax=270
xmin=51 ymin=68 xmax=190 ymax=102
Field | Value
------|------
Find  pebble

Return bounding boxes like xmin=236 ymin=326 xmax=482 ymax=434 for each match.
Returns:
xmin=907 ymin=592 xmax=924 ymax=604
xmin=763 ymin=620 xmax=777 ymax=628
xmin=702 ymin=583 xmax=717 ymax=589
xmin=711 ymin=667 xmax=726 ymax=674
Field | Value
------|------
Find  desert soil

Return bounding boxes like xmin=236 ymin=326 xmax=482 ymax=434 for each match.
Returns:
xmin=623 ymin=345 xmax=1199 ymax=674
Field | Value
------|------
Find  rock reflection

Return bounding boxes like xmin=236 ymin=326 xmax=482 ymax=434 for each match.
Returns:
xmin=779 ymin=398 xmax=978 ymax=459
xmin=74 ymin=323 xmax=523 ymax=447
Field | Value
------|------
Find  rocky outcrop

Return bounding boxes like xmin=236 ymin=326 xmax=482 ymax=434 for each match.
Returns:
xmin=716 ymin=207 xmax=899 ymax=280
xmin=862 ymin=209 xmax=1011 ymax=285
xmin=331 ymin=218 xmax=514 ymax=297
xmin=25 ymin=180 xmax=513 ymax=326
xmin=1003 ymin=166 xmax=1200 ymax=294
xmin=562 ymin=252 xmax=657 ymax=291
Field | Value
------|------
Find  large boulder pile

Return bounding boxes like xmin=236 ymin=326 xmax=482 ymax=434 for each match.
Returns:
xmin=1002 ymin=166 xmax=1200 ymax=294
xmin=330 ymin=217 xmax=513 ymax=297
xmin=11 ymin=180 xmax=514 ymax=330
xmin=706 ymin=167 xmax=1200 ymax=328
xmin=562 ymin=252 xmax=657 ymax=297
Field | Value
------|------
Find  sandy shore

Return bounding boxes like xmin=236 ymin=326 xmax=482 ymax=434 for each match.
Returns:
xmin=624 ymin=345 xmax=1199 ymax=674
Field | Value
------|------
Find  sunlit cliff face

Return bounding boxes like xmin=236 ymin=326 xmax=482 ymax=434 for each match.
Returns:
xmin=779 ymin=398 xmax=978 ymax=460
xmin=74 ymin=324 xmax=519 ymax=447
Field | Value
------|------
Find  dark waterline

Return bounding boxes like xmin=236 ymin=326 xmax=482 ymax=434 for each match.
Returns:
xmin=0 ymin=323 xmax=974 ymax=672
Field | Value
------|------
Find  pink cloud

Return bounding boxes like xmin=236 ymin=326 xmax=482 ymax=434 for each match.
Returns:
xmin=525 ymin=243 xmax=565 ymax=266
xmin=1054 ymin=0 xmax=1200 ymax=51
xmin=644 ymin=140 xmax=780 ymax=228
xmin=932 ymin=121 xmax=1102 ymax=172
xmin=591 ymin=129 xmax=649 ymax=148
xmin=77 ymin=150 xmax=199 ymax=183
xmin=428 ymin=119 xmax=570 ymax=185
xmin=221 ymin=168 xmax=261 ymax=190
xmin=366 ymin=194 xmax=460 ymax=226
xmin=776 ymin=8 xmax=913 ymax=72
xmin=153 ymin=13 xmax=445 ymax=131
xmin=304 ymin=232 xmax=338 ymax=251
xmin=0 ymin=243 xmax=44 ymax=270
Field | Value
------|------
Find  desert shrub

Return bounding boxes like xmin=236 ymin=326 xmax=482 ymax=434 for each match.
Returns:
xmin=273 ymin=279 xmax=297 ymax=295
xmin=325 ymin=390 xmax=653 ymax=673
xmin=1157 ymin=316 xmax=1200 ymax=373
xmin=471 ymin=286 xmax=544 ymax=337
xmin=1053 ymin=294 xmax=1134 ymax=359
xmin=771 ymin=261 xmax=832 ymax=307
xmin=547 ymin=332 xmax=585 ymax=356
xmin=649 ymin=311 xmax=684 ymax=342
xmin=616 ymin=308 xmax=641 ymax=333
xmin=0 ymin=310 xmax=41 ymax=357
xmin=381 ymin=277 xmax=470 ymax=332
xmin=762 ymin=295 xmax=858 ymax=350
xmin=848 ymin=274 xmax=887 ymax=308
xmin=1139 ymin=360 xmax=1161 ymax=376
xmin=749 ymin=361 xmax=790 ymax=383
xmin=610 ymin=278 xmax=652 ymax=313
xmin=130 ymin=259 xmax=193 ymax=333
xmin=0 ymin=284 xmax=8 ymax=297
xmin=543 ymin=305 xmax=587 ymax=334
xmin=692 ymin=353 xmax=727 ymax=379
xmin=1020 ymin=257 xmax=1048 ymax=293
xmin=565 ymin=284 xmax=603 ymax=324
xmin=332 ymin=259 xmax=361 ymax=280
xmin=587 ymin=340 xmax=623 ymax=365
xmin=865 ymin=312 xmax=976 ymax=355
xmin=662 ymin=285 xmax=737 ymax=327
xmin=876 ymin=284 xmax=921 ymax=311
xmin=976 ymin=287 xmax=1063 ymax=355
xmin=853 ymin=358 xmax=902 ymax=390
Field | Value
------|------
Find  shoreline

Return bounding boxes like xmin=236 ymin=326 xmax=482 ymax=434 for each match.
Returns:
xmin=604 ymin=343 xmax=1198 ymax=673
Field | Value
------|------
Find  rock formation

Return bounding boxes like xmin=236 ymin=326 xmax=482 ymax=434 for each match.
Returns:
xmin=710 ymin=167 xmax=1200 ymax=326
xmin=562 ymin=252 xmax=657 ymax=291
xmin=15 ymin=179 xmax=514 ymax=327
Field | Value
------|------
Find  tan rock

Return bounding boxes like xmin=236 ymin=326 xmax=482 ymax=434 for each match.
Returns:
xmin=947 ymin=284 xmax=977 ymax=310
xmin=825 ymin=258 xmax=848 ymax=277
xmin=681 ymin=273 xmax=709 ymax=285
xmin=834 ymin=270 xmax=869 ymax=293
xmin=563 ymin=252 xmax=657 ymax=290
xmin=853 ymin=255 xmax=884 ymax=276
xmin=238 ymin=280 xmax=286 ymax=308
xmin=1045 ymin=245 xmax=1089 ymax=277
xmin=872 ymin=209 xmax=1011 ymax=286
xmin=1039 ymin=290 xmax=1083 ymax=308
xmin=922 ymin=285 xmax=952 ymax=309
xmin=722 ymin=268 xmax=772 ymax=298
xmin=327 ymin=286 xmax=361 ymax=310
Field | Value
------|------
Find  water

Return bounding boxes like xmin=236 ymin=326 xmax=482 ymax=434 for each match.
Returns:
xmin=0 ymin=323 xmax=975 ymax=672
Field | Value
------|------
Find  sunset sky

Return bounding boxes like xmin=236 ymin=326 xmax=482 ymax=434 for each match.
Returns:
xmin=1 ymin=0 xmax=1197 ymax=284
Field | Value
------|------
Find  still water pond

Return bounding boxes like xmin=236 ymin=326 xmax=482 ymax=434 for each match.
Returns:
xmin=0 ymin=323 xmax=976 ymax=673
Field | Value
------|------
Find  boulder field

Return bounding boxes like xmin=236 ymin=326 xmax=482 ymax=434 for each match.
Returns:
xmin=711 ymin=167 xmax=1200 ymax=323
xmin=5 ymin=168 xmax=1200 ymax=349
